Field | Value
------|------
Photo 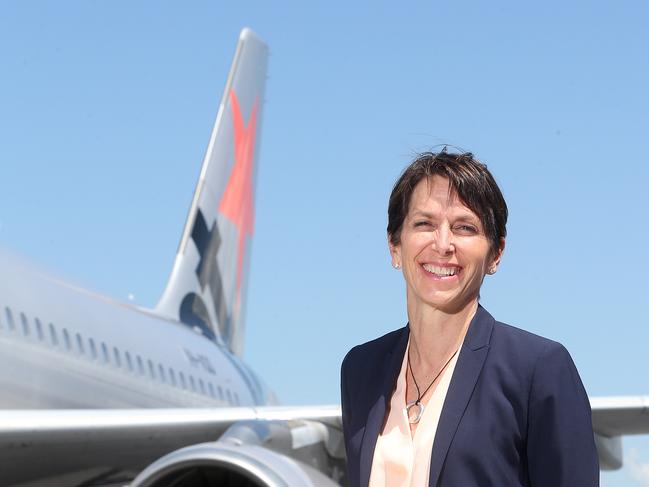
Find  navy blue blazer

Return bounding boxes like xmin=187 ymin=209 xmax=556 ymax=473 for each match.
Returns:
xmin=341 ymin=306 xmax=599 ymax=486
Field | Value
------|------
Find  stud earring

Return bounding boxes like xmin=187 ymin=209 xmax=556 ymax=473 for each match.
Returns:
xmin=392 ymin=262 xmax=401 ymax=269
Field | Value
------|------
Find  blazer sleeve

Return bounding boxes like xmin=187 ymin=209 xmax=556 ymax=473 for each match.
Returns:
xmin=340 ymin=349 xmax=356 ymax=484
xmin=526 ymin=342 xmax=599 ymax=486
xmin=341 ymin=348 xmax=355 ymax=446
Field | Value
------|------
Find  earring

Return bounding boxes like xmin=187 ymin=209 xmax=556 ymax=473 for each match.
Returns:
xmin=392 ymin=262 xmax=401 ymax=269
xmin=487 ymin=267 xmax=496 ymax=275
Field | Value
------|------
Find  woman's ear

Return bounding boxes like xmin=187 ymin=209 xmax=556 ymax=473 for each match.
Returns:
xmin=388 ymin=235 xmax=401 ymax=269
xmin=488 ymin=237 xmax=506 ymax=274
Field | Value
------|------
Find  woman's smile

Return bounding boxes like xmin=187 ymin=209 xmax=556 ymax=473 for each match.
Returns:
xmin=420 ymin=262 xmax=461 ymax=280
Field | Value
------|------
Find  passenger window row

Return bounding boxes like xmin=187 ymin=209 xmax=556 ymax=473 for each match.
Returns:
xmin=0 ymin=306 xmax=241 ymax=406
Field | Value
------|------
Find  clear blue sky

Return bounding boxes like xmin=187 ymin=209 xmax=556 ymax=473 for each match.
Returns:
xmin=0 ymin=1 xmax=647 ymax=485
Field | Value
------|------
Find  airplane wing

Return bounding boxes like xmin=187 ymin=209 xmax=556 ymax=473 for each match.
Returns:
xmin=592 ymin=396 xmax=649 ymax=436
xmin=0 ymin=406 xmax=344 ymax=486
xmin=4 ymin=398 xmax=649 ymax=484
xmin=591 ymin=396 xmax=649 ymax=470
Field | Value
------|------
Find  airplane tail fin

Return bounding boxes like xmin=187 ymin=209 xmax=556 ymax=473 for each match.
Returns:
xmin=155 ymin=28 xmax=268 ymax=357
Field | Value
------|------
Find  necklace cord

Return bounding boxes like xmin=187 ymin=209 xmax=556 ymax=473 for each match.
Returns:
xmin=407 ymin=347 xmax=459 ymax=405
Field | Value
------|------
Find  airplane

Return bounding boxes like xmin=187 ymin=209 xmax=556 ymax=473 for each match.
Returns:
xmin=0 ymin=27 xmax=647 ymax=487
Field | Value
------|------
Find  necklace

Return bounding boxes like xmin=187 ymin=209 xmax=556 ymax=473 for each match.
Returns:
xmin=406 ymin=347 xmax=460 ymax=424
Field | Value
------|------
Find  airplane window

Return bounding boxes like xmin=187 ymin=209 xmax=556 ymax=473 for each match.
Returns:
xmin=101 ymin=342 xmax=109 ymax=362
xmin=179 ymin=372 xmax=186 ymax=390
xmin=148 ymin=359 xmax=155 ymax=380
xmin=136 ymin=356 xmax=144 ymax=375
xmin=218 ymin=385 xmax=224 ymax=400
xmin=158 ymin=364 xmax=165 ymax=383
xmin=5 ymin=307 xmax=15 ymax=331
xmin=34 ymin=318 xmax=44 ymax=341
xmin=198 ymin=379 xmax=205 ymax=395
xmin=113 ymin=347 xmax=122 ymax=367
xmin=168 ymin=368 xmax=176 ymax=387
xmin=49 ymin=323 xmax=58 ymax=346
xmin=226 ymin=389 xmax=232 ymax=405
xmin=88 ymin=338 xmax=97 ymax=360
xmin=125 ymin=351 xmax=133 ymax=371
xmin=189 ymin=375 xmax=196 ymax=392
xmin=63 ymin=329 xmax=71 ymax=350
xmin=20 ymin=312 xmax=29 ymax=336
xmin=208 ymin=382 xmax=215 ymax=398
xmin=76 ymin=333 xmax=84 ymax=355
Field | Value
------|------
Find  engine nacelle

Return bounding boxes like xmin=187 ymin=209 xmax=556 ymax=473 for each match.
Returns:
xmin=131 ymin=419 xmax=345 ymax=486
xmin=595 ymin=433 xmax=623 ymax=470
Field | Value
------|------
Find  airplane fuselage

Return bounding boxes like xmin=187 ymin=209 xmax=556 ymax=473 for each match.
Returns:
xmin=0 ymin=250 xmax=273 ymax=410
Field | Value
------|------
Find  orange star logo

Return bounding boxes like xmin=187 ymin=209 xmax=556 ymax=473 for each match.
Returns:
xmin=218 ymin=89 xmax=258 ymax=297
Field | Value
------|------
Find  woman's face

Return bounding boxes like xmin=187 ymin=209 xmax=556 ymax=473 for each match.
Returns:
xmin=390 ymin=176 xmax=504 ymax=314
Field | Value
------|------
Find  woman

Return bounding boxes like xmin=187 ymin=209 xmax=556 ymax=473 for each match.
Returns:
xmin=341 ymin=151 xmax=599 ymax=486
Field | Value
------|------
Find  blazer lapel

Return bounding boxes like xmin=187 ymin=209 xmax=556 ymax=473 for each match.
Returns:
xmin=358 ymin=327 xmax=409 ymax=487
xmin=428 ymin=306 xmax=495 ymax=486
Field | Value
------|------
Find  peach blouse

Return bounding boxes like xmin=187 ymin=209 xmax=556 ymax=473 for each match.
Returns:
xmin=368 ymin=340 xmax=460 ymax=487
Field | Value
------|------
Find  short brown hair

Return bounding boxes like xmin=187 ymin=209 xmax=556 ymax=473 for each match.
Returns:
xmin=387 ymin=150 xmax=508 ymax=252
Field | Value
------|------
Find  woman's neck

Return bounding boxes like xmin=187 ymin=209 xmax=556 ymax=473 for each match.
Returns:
xmin=406 ymin=299 xmax=478 ymax=369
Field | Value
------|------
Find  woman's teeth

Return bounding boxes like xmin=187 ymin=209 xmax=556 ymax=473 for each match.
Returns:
xmin=422 ymin=264 xmax=458 ymax=276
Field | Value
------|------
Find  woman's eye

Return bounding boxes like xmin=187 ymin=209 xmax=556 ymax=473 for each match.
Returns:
xmin=414 ymin=221 xmax=431 ymax=228
xmin=454 ymin=224 xmax=478 ymax=234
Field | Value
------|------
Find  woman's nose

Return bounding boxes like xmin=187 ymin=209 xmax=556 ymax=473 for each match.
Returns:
xmin=433 ymin=227 xmax=454 ymax=254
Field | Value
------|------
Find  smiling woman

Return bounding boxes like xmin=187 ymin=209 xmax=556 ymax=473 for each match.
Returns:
xmin=340 ymin=150 xmax=600 ymax=487
xmin=389 ymin=175 xmax=502 ymax=317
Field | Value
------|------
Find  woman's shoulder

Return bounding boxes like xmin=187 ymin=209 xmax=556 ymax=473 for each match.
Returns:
xmin=342 ymin=326 xmax=407 ymax=370
xmin=492 ymin=319 xmax=564 ymax=350
xmin=480 ymin=314 xmax=586 ymax=405
xmin=473 ymin=305 xmax=569 ymax=361
xmin=489 ymin=317 xmax=574 ymax=369
xmin=492 ymin=317 xmax=556 ymax=343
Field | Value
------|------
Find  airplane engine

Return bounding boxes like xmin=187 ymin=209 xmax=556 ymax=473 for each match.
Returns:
xmin=131 ymin=419 xmax=345 ymax=487
xmin=595 ymin=433 xmax=623 ymax=470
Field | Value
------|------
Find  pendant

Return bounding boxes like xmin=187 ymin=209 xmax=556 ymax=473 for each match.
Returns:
xmin=406 ymin=400 xmax=424 ymax=424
